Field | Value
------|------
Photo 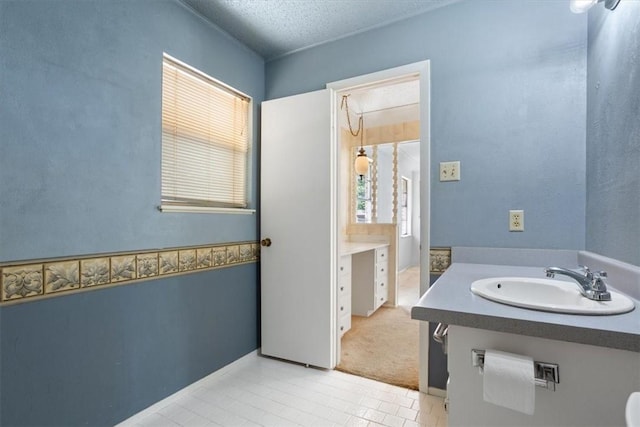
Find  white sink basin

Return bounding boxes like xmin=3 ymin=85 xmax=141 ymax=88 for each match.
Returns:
xmin=471 ymin=277 xmax=635 ymax=315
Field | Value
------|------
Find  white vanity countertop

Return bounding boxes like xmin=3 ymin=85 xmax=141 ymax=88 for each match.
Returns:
xmin=340 ymin=241 xmax=388 ymax=256
xmin=411 ymin=263 xmax=640 ymax=352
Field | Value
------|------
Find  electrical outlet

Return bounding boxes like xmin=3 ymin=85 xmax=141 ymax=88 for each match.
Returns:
xmin=509 ymin=210 xmax=524 ymax=232
xmin=440 ymin=161 xmax=460 ymax=181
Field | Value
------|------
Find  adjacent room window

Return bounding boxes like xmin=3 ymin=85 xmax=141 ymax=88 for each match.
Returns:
xmin=355 ymin=162 xmax=373 ymax=223
xmin=400 ymin=176 xmax=411 ymax=236
xmin=161 ymin=54 xmax=251 ymax=211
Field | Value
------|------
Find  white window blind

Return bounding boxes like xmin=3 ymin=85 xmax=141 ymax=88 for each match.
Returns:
xmin=162 ymin=55 xmax=251 ymax=209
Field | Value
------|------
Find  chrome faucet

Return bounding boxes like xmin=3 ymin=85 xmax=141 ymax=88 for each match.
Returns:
xmin=544 ymin=265 xmax=611 ymax=301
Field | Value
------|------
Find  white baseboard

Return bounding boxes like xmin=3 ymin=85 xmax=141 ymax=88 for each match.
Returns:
xmin=427 ymin=386 xmax=447 ymax=398
xmin=116 ymin=349 xmax=260 ymax=426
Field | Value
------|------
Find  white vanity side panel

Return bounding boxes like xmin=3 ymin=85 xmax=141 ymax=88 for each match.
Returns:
xmin=447 ymin=325 xmax=640 ymax=427
xmin=351 ymin=250 xmax=376 ymax=316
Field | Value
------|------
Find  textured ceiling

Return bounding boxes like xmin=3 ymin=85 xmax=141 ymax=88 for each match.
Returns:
xmin=182 ymin=0 xmax=459 ymax=60
xmin=183 ymin=0 xmax=431 ymax=141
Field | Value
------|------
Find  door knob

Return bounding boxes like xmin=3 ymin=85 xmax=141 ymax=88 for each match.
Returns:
xmin=261 ymin=238 xmax=272 ymax=247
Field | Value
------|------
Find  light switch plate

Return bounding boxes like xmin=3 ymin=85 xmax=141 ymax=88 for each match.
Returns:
xmin=440 ymin=161 xmax=460 ymax=181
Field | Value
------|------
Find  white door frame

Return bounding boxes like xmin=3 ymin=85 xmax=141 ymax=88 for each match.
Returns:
xmin=327 ymin=60 xmax=431 ymax=392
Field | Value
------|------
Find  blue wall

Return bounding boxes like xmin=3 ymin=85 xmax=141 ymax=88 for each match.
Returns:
xmin=1 ymin=267 xmax=258 ymax=426
xmin=0 ymin=0 xmax=263 ymax=261
xmin=3 ymin=0 xmax=637 ymax=422
xmin=0 ymin=0 xmax=263 ymax=424
xmin=586 ymin=1 xmax=640 ymax=267
xmin=266 ymin=0 xmax=588 ymax=250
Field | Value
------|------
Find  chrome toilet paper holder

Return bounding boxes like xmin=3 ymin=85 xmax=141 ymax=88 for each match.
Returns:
xmin=471 ymin=349 xmax=560 ymax=391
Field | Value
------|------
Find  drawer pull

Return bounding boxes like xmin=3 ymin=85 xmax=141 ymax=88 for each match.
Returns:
xmin=340 ymin=266 xmax=344 ymax=271
xmin=340 ymin=286 xmax=344 ymax=291
xmin=340 ymin=306 xmax=344 ymax=311
xmin=381 ymin=268 xmax=384 ymax=272
xmin=340 ymin=326 xmax=344 ymax=331
xmin=380 ymin=282 xmax=384 ymax=287
xmin=381 ymin=253 xmax=385 ymax=257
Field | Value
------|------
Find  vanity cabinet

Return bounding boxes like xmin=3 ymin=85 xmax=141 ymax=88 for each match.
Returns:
xmin=447 ymin=325 xmax=640 ymax=427
xmin=412 ymin=260 xmax=640 ymax=427
xmin=338 ymin=254 xmax=352 ymax=337
xmin=352 ymin=246 xmax=389 ymax=316
xmin=376 ymin=247 xmax=389 ymax=306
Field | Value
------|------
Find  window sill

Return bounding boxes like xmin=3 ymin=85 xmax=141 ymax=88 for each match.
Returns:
xmin=159 ymin=205 xmax=256 ymax=214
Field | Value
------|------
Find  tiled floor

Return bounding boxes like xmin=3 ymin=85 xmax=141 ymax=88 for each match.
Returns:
xmin=118 ymin=352 xmax=447 ymax=427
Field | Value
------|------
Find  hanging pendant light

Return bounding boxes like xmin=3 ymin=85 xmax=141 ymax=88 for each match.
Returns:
xmin=354 ymin=116 xmax=369 ymax=179
xmin=341 ymin=95 xmax=369 ymax=180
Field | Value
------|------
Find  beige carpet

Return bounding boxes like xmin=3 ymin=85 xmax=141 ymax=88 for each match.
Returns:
xmin=336 ymin=267 xmax=420 ymax=390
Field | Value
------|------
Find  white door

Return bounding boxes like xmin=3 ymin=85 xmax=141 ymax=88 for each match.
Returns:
xmin=260 ymin=89 xmax=337 ymax=369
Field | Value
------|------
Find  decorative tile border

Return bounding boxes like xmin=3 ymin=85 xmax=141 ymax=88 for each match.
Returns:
xmin=81 ymin=258 xmax=110 ymax=288
xmin=160 ymin=251 xmax=179 ymax=275
xmin=45 ymin=260 xmax=80 ymax=294
xmin=0 ymin=241 xmax=259 ymax=305
xmin=2 ymin=264 xmax=43 ymax=300
xmin=430 ymin=247 xmax=452 ymax=274
xmin=137 ymin=253 xmax=159 ymax=279
xmin=111 ymin=255 xmax=137 ymax=283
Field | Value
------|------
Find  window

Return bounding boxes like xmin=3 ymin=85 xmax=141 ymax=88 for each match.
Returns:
xmin=400 ymin=176 xmax=411 ymax=236
xmin=161 ymin=54 xmax=252 ymax=212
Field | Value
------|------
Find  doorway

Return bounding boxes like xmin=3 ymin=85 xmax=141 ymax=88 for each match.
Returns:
xmin=327 ymin=61 xmax=430 ymax=391
xmin=259 ymin=60 xmax=430 ymax=392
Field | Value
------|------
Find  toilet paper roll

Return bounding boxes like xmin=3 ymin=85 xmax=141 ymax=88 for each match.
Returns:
xmin=483 ymin=349 xmax=535 ymax=415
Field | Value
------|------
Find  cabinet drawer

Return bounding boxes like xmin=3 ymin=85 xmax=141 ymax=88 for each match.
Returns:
xmin=338 ymin=255 xmax=352 ymax=276
xmin=376 ymin=274 xmax=388 ymax=294
xmin=376 ymin=261 xmax=388 ymax=279
xmin=376 ymin=247 xmax=388 ymax=264
xmin=376 ymin=276 xmax=388 ymax=305
xmin=378 ymin=282 xmax=388 ymax=299
xmin=338 ymin=294 xmax=351 ymax=316
xmin=339 ymin=313 xmax=351 ymax=336
xmin=375 ymin=290 xmax=388 ymax=308
xmin=338 ymin=275 xmax=351 ymax=297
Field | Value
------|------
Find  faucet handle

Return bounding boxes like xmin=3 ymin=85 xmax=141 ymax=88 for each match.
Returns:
xmin=577 ymin=265 xmax=595 ymax=279
xmin=591 ymin=271 xmax=610 ymax=295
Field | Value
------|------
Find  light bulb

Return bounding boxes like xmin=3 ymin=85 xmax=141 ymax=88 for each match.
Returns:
xmin=354 ymin=150 xmax=369 ymax=177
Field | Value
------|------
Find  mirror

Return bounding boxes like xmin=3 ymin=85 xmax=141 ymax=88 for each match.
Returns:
xmin=353 ymin=140 xmax=420 ymax=224
xmin=376 ymin=144 xmax=394 ymax=223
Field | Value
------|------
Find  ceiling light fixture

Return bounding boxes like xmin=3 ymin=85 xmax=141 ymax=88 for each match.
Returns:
xmin=341 ymin=95 xmax=369 ymax=180
xmin=570 ymin=0 xmax=620 ymax=13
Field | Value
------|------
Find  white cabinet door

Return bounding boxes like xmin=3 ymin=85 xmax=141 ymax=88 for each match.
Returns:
xmin=260 ymin=89 xmax=336 ymax=369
